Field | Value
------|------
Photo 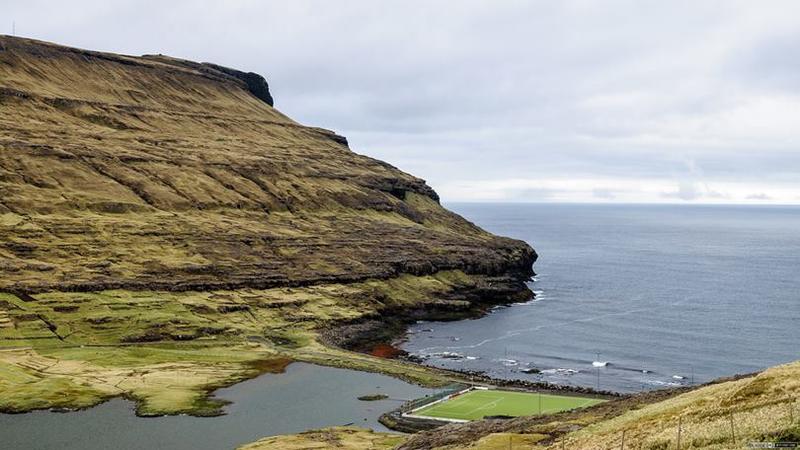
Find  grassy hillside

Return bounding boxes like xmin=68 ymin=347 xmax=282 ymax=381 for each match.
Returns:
xmin=0 ymin=36 xmax=534 ymax=294
xmin=0 ymin=36 xmax=535 ymax=415
xmin=237 ymin=427 xmax=404 ymax=450
xmin=546 ymin=361 xmax=800 ymax=450
xmin=0 ymin=271 xmax=501 ymax=415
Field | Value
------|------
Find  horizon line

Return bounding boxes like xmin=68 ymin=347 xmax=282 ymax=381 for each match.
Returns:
xmin=441 ymin=200 xmax=800 ymax=207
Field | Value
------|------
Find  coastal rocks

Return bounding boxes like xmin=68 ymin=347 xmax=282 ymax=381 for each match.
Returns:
xmin=436 ymin=368 xmax=624 ymax=399
xmin=318 ymin=269 xmax=537 ymax=355
xmin=438 ymin=352 xmax=466 ymax=360
xmin=497 ymin=359 xmax=519 ymax=367
xmin=357 ymin=394 xmax=389 ymax=401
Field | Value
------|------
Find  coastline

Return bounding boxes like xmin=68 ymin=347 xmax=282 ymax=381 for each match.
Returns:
xmin=1 ymin=266 xmax=629 ymax=421
xmin=0 ymin=268 xmax=536 ymax=417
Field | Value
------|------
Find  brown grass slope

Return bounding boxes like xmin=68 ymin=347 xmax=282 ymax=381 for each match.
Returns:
xmin=0 ymin=35 xmax=535 ymax=294
xmin=237 ymin=426 xmax=405 ymax=450
xmin=0 ymin=36 xmax=536 ymax=416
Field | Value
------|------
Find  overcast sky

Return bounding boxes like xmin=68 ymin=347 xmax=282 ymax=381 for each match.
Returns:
xmin=6 ymin=1 xmax=800 ymax=203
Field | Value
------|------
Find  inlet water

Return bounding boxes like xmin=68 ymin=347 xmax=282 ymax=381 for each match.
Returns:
xmin=0 ymin=362 xmax=437 ymax=450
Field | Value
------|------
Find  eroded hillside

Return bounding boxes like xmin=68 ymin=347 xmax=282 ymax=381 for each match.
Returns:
xmin=0 ymin=36 xmax=534 ymax=293
xmin=0 ymin=36 xmax=535 ymax=415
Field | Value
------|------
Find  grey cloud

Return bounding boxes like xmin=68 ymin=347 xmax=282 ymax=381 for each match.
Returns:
xmin=5 ymin=0 xmax=800 ymax=203
xmin=733 ymin=31 xmax=800 ymax=92
xmin=747 ymin=193 xmax=771 ymax=200
xmin=517 ymin=188 xmax=558 ymax=202
xmin=661 ymin=181 xmax=727 ymax=201
xmin=662 ymin=182 xmax=704 ymax=201
xmin=592 ymin=188 xmax=616 ymax=199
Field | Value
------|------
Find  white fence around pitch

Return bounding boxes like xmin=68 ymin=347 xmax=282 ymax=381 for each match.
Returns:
xmin=401 ymin=386 xmax=489 ymax=423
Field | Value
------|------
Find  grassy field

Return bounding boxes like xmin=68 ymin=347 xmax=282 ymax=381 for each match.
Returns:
xmin=0 ymin=272 xmax=480 ymax=415
xmin=412 ymin=389 xmax=605 ymax=421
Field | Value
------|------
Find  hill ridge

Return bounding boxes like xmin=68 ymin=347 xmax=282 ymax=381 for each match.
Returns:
xmin=0 ymin=35 xmax=534 ymax=294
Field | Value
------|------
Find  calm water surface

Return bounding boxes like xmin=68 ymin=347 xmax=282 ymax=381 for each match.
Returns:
xmin=0 ymin=362 xmax=437 ymax=450
xmin=402 ymin=203 xmax=800 ymax=392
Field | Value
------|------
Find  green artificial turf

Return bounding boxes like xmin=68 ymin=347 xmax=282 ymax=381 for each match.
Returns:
xmin=412 ymin=389 xmax=605 ymax=421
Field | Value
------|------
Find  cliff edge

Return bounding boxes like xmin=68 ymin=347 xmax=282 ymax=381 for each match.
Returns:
xmin=0 ymin=36 xmax=535 ymax=417
xmin=0 ymin=35 xmax=535 ymax=294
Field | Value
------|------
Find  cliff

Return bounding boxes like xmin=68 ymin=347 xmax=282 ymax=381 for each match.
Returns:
xmin=0 ymin=35 xmax=534 ymax=294
xmin=0 ymin=36 xmax=535 ymax=416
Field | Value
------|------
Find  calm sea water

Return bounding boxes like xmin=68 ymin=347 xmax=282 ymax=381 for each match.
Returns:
xmin=402 ymin=203 xmax=800 ymax=393
xmin=0 ymin=363 xmax=436 ymax=450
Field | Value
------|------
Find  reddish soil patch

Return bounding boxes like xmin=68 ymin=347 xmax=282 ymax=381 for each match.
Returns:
xmin=369 ymin=343 xmax=405 ymax=358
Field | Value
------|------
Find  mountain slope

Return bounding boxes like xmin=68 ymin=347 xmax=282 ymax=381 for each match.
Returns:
xmin=0 ymin=36 xmax=535 ymax=416
xmin=0 ymin=35 xmax=534 ymax=294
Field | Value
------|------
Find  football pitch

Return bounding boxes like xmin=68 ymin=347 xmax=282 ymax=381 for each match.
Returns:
xmin=411 ymin=389 xmax=605 ymax=421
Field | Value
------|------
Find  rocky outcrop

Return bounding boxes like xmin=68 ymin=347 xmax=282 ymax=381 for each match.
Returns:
xmin=202 ymin=63 xmax=274 ymax=106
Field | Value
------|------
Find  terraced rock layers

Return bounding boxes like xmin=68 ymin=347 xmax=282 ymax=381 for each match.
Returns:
xmin=0 ymin=35 xmax=535 ymax=294
xmin=0 ymin=36 xmax=535 ymax=415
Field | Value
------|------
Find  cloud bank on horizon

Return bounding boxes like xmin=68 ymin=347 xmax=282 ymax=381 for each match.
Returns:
xmin=5 ymin=0 xmax=800 ymax=204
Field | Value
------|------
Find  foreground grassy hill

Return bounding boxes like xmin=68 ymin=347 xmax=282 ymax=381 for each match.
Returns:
xmin=0 ymin=35 xmax=535 ymax=415
xmin=238 ymin=427 xmax=405 ymax=450
xmin=249 ymin=361 xmax=800 ymax=449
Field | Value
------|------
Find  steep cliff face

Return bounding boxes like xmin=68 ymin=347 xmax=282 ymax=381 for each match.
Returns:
xmin=0 ymin=35 xmax=535 ymax=294
xmin=0 ymin=36 xmax=535 ymax=416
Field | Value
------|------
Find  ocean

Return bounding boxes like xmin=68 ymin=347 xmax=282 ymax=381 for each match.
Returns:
xmin=401 ymin=203 xmax=800 ymax=393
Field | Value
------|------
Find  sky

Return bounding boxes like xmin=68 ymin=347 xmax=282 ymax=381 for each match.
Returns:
xmin=5 ymin=0 xmax=800 ymax=204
